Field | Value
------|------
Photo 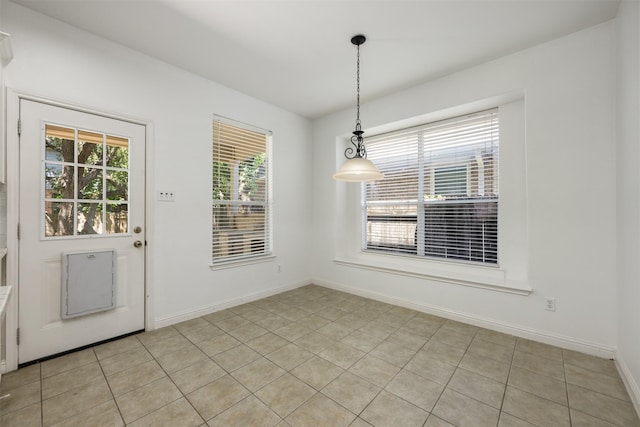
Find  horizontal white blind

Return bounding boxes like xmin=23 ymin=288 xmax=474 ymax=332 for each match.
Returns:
xmin=212 ymin=117 xmax=272 ymax=263
xmin=364 ymin=109 xmax=499 ymax=264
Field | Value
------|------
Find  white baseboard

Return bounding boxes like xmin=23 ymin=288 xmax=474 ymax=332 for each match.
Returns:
xmin=314 ymin=279 xmax=616 ymax=359
xmin=153 ymin=280 xmax=311 ymax=329
xmin=615 ymin=350 xmax=640 ymax=417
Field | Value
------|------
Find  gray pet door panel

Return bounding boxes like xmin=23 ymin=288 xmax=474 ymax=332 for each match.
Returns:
xmin=62 ymin=250 xmax=117 ymax=319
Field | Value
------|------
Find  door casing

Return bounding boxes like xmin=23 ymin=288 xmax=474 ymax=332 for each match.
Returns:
xmin=2 ymin=89 xmax=155 ymax=372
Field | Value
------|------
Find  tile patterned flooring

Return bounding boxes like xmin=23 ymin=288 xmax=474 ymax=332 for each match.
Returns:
xmin=1 ymin=285 xmax=639 ymax=426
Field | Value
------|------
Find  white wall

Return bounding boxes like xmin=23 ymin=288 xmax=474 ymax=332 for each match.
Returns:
xmin=2 ymin=2 xmax=637 ymax=403
xmin=616 ymin=0 xmax=640 ymax=411
xmin=312 ymin=21 xmax=618 ymax=356
xmin=0 ymin=0 xmax=8 ymax=250
xmin=2 ymin=1 xmax=313 ymax=327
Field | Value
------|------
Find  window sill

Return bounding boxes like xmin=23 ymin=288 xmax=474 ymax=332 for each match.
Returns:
xmin=333 ymin=255 xmax=531 ymax=296
xmin=210 ymin=254 xmax=276 ymax=270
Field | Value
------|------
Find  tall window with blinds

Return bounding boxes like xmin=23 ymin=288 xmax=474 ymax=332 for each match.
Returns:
xmin=363 ymin=109 xmax=499 ymax=264
xmin=212 ymin=117 xmax=272 ymax=263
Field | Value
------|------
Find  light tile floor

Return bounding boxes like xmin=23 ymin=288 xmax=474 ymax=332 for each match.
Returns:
xmin=1 ymin=285 xmax=639 ymax=426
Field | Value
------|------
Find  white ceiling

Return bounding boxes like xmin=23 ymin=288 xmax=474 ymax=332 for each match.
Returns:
xmin=11 ymin=0 xmax=620 ymax=119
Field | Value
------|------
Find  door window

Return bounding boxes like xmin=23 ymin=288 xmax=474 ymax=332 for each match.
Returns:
xmin=43 ymin=124 xmax=130 ymax=237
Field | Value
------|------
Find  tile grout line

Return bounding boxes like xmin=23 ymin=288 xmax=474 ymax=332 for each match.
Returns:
xmin=181 ymin=307 xmax=319 ymax=425
xmin=313 ymin=301 xmax=406 ymax=425
xmin=39 ymin=362 xmax=43 ymax=427
xmin=562 ymin=347 xmax=573 ymax=427
xmin=243 ymin=293 xmax=402 ymax=425
xmin=274 ymin=302 xmax=384 ymax=425
xmin=40 ymin=348 xmax=110 ymax=427
xmin=428 ymin=323 xmax=482 ymax=426
xmin=140 ymin=327 xmax=212 ymax=426
xmin=498 ymin=332 xmax=518 ymax=426
xmin=94 ymin=347 xmax=127 ymax=427
xmin=353 ymin=337 xmax=428 ymax=423
xmin=233 ymin=297 xmax=335 ymax=425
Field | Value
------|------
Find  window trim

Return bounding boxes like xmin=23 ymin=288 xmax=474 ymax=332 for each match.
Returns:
xmin=209 ymin=254 xmax=276 ymax=270
xmin=333 ymin=256 xmax=530 ymax=295
xmin=361 ymin=109 xmax=499 ymax=266
xmin=211 ymin=115 xmax=273 ymax=265
xmin=335 ymin=95 xmax=530 ymax=294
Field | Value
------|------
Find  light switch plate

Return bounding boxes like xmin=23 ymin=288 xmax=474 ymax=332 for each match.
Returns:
xmin=158 ymin=191 xmax=175 ymax=202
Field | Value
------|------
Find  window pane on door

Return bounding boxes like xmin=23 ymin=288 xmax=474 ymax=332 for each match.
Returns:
xmin=78 ymin=168 xmax=103 ymax=199
xmin=78 ymin=130 xmax=103 ymax=165
xmin=45 ymin=163 xmax=74 ymax=199
xmin=106 ymin=203 xmax=128 ymax=234
xmin=45 ymin=201 xmax=75 ymax=237
xmin=45 ymin=125 xmax=74 ymax=162
xmin=106 ymin=171 xmax=128 ymax=201
xmin=43 ymin=124 xmax=130 ymax=238
xmin=78 ymin=202 xmax=103 ymax=234
xmin=106 ymin=136 xmax=129 ymax=168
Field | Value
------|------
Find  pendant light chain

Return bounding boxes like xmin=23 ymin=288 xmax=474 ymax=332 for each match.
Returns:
xmin=356 ymin=41 xmax=361 ymax=128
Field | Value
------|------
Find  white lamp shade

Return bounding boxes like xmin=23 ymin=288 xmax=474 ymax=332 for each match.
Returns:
xmin=333 ymin=157 xmax=384 ymax=182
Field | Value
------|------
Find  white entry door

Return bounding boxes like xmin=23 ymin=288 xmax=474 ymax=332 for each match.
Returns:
xmin=18 ymin=100 xmax=146 ymax=364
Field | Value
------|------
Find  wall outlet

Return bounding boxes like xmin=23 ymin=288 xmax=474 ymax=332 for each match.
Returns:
xmin=545 ymin=297 xmax=557 ymax=312
xmin=158 ymin=191 xmax=175 ymax=202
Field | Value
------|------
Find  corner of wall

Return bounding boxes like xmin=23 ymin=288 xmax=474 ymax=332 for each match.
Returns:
xmin=615 ymin=0 xmax=640 ymax=417
xmin=616 ymin=349 xmax=640 ymax=417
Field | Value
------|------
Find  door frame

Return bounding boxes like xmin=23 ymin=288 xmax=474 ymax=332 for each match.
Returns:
xmin=3 ymin=89 xmax=155 ymax=372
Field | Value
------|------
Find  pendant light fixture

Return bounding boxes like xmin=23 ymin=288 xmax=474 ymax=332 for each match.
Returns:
xmin=333 ymin=34 xmax=384 ymax=182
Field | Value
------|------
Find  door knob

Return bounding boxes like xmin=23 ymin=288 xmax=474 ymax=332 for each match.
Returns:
xmin=133 ymin=240 xmax=143 ymax=248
